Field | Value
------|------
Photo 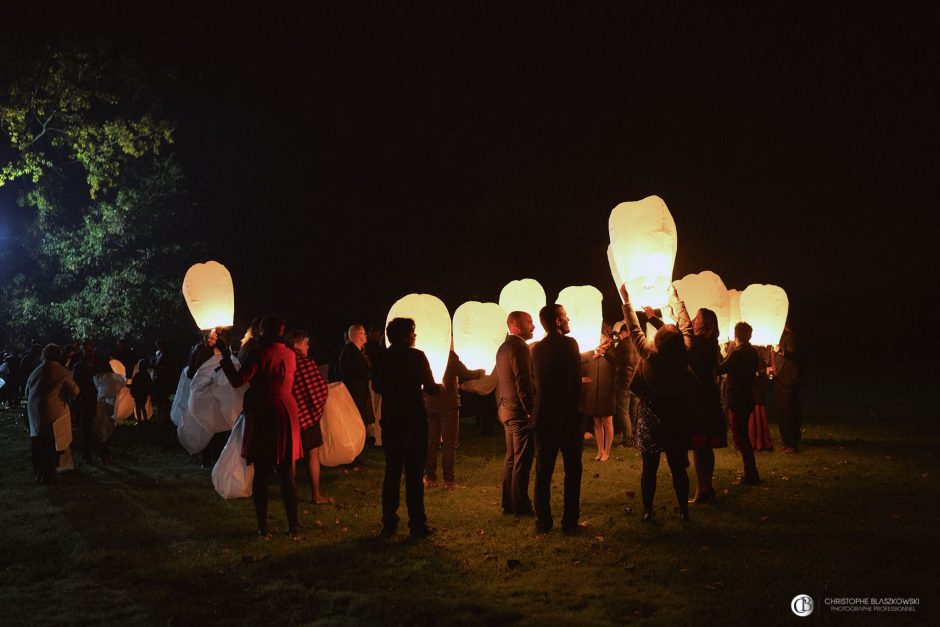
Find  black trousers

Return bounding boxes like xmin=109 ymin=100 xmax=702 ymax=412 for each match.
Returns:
xmin=775 ymin=383 xmax=802 ymax=449
xmin=501 ymin=416 xmax=534 ymax=515
xmin=382 ymin=423 xmax=428 ymax=531
xmin=534 ymin=422 xmax=582 ymax=530
xmin=31 ymin=436 xmax=59 ymax=481
xmin=251 ymin=457 xmax=298 ymax=532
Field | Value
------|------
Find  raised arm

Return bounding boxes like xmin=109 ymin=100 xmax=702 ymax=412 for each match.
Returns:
xmin=217 ymin=340 xmax=257 ymax=389
xmin=619 ymin=284 xmax=654 ymax=360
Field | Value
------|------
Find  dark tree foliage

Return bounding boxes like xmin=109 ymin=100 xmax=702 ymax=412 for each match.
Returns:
xmin=0 ymin=49 xmax=198 ymax=347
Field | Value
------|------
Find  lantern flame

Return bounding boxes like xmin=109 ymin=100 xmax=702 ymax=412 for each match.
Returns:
xmin=182 ymin=261 xmax=234 ymax=330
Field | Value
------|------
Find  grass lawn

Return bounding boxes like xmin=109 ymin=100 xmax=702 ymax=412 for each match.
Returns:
xmin=1 ymin=382 xmax=937 ymax=626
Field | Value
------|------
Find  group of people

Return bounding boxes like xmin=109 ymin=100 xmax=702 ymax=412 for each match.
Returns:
xmin=494 ymin=283 xmax=802 ymax=529
xmin=9 ymin=282 xmax=802 ymax=538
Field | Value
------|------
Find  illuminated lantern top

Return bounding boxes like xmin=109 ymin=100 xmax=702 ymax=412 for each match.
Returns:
xmin=182 ymin=261 xmax=234 ymax=330
xmin=452 ymin=301 xmax=508 ymax=372
xmin=498 ymin=278 xmax=546 ymax=344
xmin=726 ymin=288 xmax=741 ymax=342
xmin=739 ymin=284 xmax=789 ymax=345
xmin=385 ymin=293 xmax=452 ymax=382
xmin=608 ymin=195 xmax=678 ymax=308
xmin=672 ymin=271 xmax=729 ymax=340
xmin=556 ymin=285 xmax=603 ymax=353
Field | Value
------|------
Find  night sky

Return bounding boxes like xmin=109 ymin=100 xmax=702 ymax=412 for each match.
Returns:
xmin=2 ymin=3 xmax=935 ymax=373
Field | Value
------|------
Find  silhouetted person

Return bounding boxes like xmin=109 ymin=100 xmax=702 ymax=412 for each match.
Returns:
xmin=495 ymin=311 xmax=536 ymax=516
xmin=532 ymin=304 xmax=583 ymax=534
xmin=218 ymin=315 xmax=303 ymax=537
xmin=373 ymin=317 xmax=441 ymax=537
xmin=719 ymin=322 xmax=761 ymax=484
xmin=771 ymin=322 xmax=802 ymax=453
xmin=72 ymin=340 xmax=113 ymax=463
xmin=621 ymin=284 xmax=694 ymax=523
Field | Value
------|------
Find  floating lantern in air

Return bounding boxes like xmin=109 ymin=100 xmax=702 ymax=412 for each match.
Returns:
xmin=453 ymin=301 xmax=508 ymax=372
xmin=673 ymin=271 xmax=730 ymax=339
xmin=182 ymin=261 xmax=234 ymax=330
xmin=739 ymin=284 xmax=789 ymax=345
xmin=498 ymin=278 xmax=546 ymax=343
xmin=726 ymin=289 xmax=742 ymax=342
xmin=556 ymin=285 xmax=603 ymax=353
xmin=386 ymin=293 xmax=452 ymax=382
xmin=608 ymin=195 xmax=678 ymax=308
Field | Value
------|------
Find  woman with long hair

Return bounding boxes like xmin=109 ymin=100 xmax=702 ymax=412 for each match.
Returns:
xmin=687 ymin=308 xmax=728 ymax=503
xmin=620 ymin=283 xmax=694 ymax=522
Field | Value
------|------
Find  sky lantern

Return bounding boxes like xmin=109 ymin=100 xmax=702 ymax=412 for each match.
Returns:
xmin=608 ymin=195 xmax=678 ymax=309
xmin=740 ymin=284 xmax=789 ymax=345
xmin=606 ymin=244 xmax=623 ymax=290
xmin=385 ymin=293 xmax=452 ymax=382
xmin=726 ymin=289 xmax=742 ymax=342
xmin=498 ymin=278 xmax=546 ymax=343
xmin=182 ymin=261 xmax=234 ymax=330
xmin=673 ymin=271 xmax=730 ymax=340
xmin=556 ymin=285 xmax=603 ymax=353
xmin=452 ymin=301 xmax=508 ymax=372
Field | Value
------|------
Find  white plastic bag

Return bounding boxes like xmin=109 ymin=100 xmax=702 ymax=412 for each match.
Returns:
xmin=189 ymin=355 xmax=245 ymax=434
xmin=170 ymin=367 xmax=191 ymax=427
xmin=177 ymin=408 xmax=212 ymax=454
xmin=211 ymin=414 xmax=254 ymax=499
xmin=319 ymin=382 xmax=366 ymax=467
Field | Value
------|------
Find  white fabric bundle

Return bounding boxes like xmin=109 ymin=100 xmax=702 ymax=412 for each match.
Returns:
xmin=189 ymin=355 xmax=245 ymax=434
xmin=319 ymin=382 xmax=366 ymax=467
xmin=170 ymin=367 xmax=191 ymax=427
xmin=211 ymin=414 xmax=253 ymax=499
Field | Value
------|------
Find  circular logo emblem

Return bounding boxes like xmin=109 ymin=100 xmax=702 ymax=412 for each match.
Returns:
xmin=791 ymin=595 xmax=814 ymax=617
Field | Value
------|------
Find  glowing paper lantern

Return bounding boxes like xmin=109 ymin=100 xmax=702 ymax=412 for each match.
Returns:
xmin=385 ymin=293 xmax=452 ymax=382
xmin=606 ymin=245 xmax=623 ymax=290
xmin=556 ymin=285 xmax=603 ymax=353
xmin=726 ymin=289 xmax=742 ymax=342
xmin=739 ymin=284 xmax=789 ymax=345
xmin=452 ymin=301 xmax=508 ymax=372
xmin=608 ymin=195 xmax=678 ymax=308
xmin=498 ymin=278 xmax=546 ymax=344
xmin=182 ymin=261 xmax=234 ymax=330
xmin=672 ymin=271 xmax=730 ymax=339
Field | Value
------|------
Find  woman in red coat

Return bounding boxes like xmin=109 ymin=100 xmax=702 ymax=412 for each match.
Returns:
xmin=218 ymin=315 xmax=303 ymax=537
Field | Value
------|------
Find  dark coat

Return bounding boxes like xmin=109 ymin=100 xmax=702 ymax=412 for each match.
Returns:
xmin=338 ymin=343 xmax=375 ymax=425
xmin=532 ymin=333 xmax=582 ymax=430
xmin=494 ymin=335 xmax=534 ymax=423
xmin=718 ymin=342 xmax=759 ymax=413
xmin=373 ymin=344 xmax=441 ymax=431
xmin=579 ymin=345 xmax=616 ymax=417
xmin=773 ymin=329 xmax=801 ymax=386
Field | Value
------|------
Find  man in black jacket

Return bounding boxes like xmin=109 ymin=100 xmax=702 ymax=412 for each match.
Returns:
xmin=494 ymin=311 xmax=536 ymax=516
xmin=771 ymin=323 xmax=802 ymax=453
xmin=718 ymin=322 xmax=760 ymax=484
xmin=531 ymin=304 xmax=583 ymax=534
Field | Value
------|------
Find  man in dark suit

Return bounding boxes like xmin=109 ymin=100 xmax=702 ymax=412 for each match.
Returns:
xmin=771 ymin=323 xmax=802 ymax=453
xmin=338 ymin=324 xmax=376 ymax=467
xmin=494 ymin=311 xmax=536 ymax=516
xmin=532 ymin=304 xmax=583 ymax=534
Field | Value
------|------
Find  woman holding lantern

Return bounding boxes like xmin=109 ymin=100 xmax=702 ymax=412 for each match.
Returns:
xmin=217 ymin=315 xmax=303 ymax=538
xmin=687 ymin=308 xmax=728 ymax=504
xmin=619 ymin=283 xmax=694 ymax=523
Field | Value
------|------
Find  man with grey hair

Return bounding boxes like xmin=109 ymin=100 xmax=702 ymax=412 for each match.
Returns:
xmin=338 ymin=324 xmax=376 ymax=467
